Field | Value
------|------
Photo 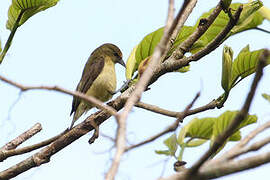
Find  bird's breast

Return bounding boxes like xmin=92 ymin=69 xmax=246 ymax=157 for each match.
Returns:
xmin=86 ymin=58 xmax=116 ymax=102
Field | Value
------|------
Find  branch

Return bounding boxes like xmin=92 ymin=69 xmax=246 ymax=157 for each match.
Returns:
xmin=253 ymin=27 xmax=270 ymax=34
xmin=161 ymin=150 xmax=270 ymax=180
xmin=135 ymin=101 xmax=182 ymax=118
xmin=0 ymin=123 xmax=42 ymax=151
xmin=186 ymin=49 xmax=269 ymax=177
xmin=0 ymin=130 xmax=67 ymax=162
xmin=125 ymin=92 xmax=200 ymax=152
xmin=0 ymin=75 xmax=117 ymax=117
xmin=172 ymin=0 xmax=223 ymax=59
xmin=188 ymin=6 xmax=242 ymax=62
xmin=217 ymin=120 xmax=270 ymax=161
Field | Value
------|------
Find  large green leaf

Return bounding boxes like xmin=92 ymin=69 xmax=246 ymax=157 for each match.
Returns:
xmin=184 ymin=118 xmax=215 ymax=140
xmin=6 ymin=0 xmax=59 ymax=30
xmin=125 ymin=45 xmax=138 ymax=80
xmin=185 ymin=139 xmax=207 ymax=147
xmin=178 ymin=111 xmax=257 ymax=147
xmin=212 ymin=111 xmax=257 ymax=142
xmin=177 ymin=117 xmax=215 ymax=146
xmin=230 ymin=45 xmax=270 ymax=88
xmin=196 ymin=1 xmax=263 ymax=43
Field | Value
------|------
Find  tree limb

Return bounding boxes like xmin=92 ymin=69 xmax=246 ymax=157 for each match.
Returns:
xmin=0 ymin=123 xmax=42 ymax=151
xmin=0 ymin=75 xmax=118 ymax=117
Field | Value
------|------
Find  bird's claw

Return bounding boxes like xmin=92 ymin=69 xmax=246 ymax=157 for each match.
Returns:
xmin=88 ymin=120 xmax=99 ymax=144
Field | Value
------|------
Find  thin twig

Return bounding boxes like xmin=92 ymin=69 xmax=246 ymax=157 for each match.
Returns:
xmin=186 ymin=49 xmax=269 ymax=177
xmin=135 ymin=101 xmax=182 ymax=118
xmin=188 ymin=6 xmax=242 ymax=62
xmin=165 ymin=0 xmax=198 ymax=60
xmin=219 ymin=120 xmax=270 ymax=161
xmin=173 ymin=0 xmax=223 ymax=59
xmin=0 ymin=130 xmax=67 ymax=162
xmin=0 ymin=123 xmax=42 ymax=151
xmin=254 ymin=27 xmax=270 ymax=34
xmin=0 ymin=75 xmax=117 ymax=117
xmin=125 ymin=92 xmax=200 ymax=152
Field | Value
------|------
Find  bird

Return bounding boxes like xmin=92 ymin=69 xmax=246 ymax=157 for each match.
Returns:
xmin=70 ymin=43 xmax=125 ymax=129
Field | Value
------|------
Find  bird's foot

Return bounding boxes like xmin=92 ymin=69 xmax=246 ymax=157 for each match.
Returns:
xmin=88 ymin=120 xmax=99 ymax=144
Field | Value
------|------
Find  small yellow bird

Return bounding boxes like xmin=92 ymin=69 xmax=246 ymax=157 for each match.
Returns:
xmin=70 ymin=43 xmax=125 ymax=129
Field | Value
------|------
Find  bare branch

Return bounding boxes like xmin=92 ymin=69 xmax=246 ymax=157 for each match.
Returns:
xmin=0 ymin=123 xmax=42 ymax=151
xmin=135 ymin=101 xmax=182 ymax=118
xmin=125 ymin=92 xmax=200 ymax=152
xmin=172 ymin=0 xmax=223 ymax=59
xmin=188 ymin=6 xmax=242 ymax=62
xmin=0 ymin=75 xmax=118 ymax=117
xmin=161 ymin=150 xmax=270 ymax=180
xmin=221 ymin=120 xmax=270 ymax=161
xmin=0 ymin=130 xmax=67 ymax=162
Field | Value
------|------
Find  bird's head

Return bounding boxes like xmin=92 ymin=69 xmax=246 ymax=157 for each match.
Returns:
xmin=97 ymin=43 xmax=126 ymax=68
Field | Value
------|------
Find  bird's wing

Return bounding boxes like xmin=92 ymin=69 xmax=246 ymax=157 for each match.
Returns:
xmin=70 ymin=56 xmax=105 ymax=115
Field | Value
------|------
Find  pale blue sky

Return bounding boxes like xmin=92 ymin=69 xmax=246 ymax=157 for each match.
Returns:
xmin=0 ymin=0 xmax=270 ymax=180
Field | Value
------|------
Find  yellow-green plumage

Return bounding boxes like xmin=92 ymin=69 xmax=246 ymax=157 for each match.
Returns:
xmin=70 ymin=43 xmax=125 ymax=128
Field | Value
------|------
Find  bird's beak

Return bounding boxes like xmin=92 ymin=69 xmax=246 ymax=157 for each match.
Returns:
xmin=118 ymin=58 xmax=126 ymax=68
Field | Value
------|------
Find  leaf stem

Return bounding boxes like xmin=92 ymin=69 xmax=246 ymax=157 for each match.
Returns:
xmin=253 ymin=27 xmax=270 ymax=34
xmin=0 ymin=10 xmax=24 ymax=64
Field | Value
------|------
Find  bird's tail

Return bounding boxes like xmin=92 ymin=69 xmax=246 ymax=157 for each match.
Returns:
xmin=69 ymin=108 xmax=83 ymax=129
xmin=69 ymin=103 xmax=91 ymax=129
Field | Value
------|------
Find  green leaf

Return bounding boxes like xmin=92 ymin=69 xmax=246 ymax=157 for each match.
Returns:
xmin=155 ymin=134 xmax=178 ymax=157
xmin=177 ymin=117 xmax=215 ymax=146
xmin=196 ymin=2 xmax=264 ymax=44
xmin=230 ymin=45 xmax=270 ymax=88
xmin=212 ymin=111 xmax=257 ymax=141
xmin=262 ymin=93 xmax=270 ymax=103
xmin=236 ymin=0 xmax=263 ymax=25
xmin=221 ymin=46 xmax=233 ymax=92
xmin=155 ymin=150 xmax=171 ymax=156
xmin=258 ymin=5 xmax=270 ymax=21
xmin=125 ymin=45 xmax=138 ymax=80
xmin=164 ymin=134 xmax=178 ymax=156
xmin=128 ymin=26 xmax=204 ymax=79
xmin=186 ymin=139 xmax=207 ymax=147
xmin=6 ymin=0 xmax=59 ymax=30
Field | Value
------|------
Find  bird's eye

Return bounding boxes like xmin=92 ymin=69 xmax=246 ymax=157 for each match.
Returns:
xmin=113 ymin=52 xmax=119 ymax=57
